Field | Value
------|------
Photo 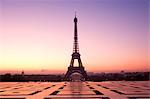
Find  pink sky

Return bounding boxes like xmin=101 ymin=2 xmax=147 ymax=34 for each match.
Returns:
xmin=0 ymin=0 xmax=149 ymax=74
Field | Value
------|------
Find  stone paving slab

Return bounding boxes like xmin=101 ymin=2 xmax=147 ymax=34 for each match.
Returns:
xmin=0 ymin=81 xmax=149 ymax=99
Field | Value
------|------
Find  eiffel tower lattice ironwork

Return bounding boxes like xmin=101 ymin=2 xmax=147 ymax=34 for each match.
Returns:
xmin=64 ymin=14 xmax=89 ymax=81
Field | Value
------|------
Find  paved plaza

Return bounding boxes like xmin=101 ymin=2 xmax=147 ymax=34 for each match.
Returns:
xmin=0 ymin=81 xmax=149 ymax=99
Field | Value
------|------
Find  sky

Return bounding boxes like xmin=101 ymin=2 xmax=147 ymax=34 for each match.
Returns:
xmin=0 ymin=0 xmax=149 ymax=74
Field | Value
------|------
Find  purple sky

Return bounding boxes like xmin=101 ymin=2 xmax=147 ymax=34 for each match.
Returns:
xmin=0 ymin=0 xmax=149 ymax=74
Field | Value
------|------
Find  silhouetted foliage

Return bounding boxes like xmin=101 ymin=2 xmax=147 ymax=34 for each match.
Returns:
xmin=0 ymin=72 xmax=149 ymax=82
xmin=89 ymin=72 xmax=150 ymax=82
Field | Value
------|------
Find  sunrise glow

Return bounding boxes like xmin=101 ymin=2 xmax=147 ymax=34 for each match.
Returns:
xmin=0 ymin=0 xmax=149 ymax=74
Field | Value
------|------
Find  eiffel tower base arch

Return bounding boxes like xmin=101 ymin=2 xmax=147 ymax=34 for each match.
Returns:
xmin=64 ymin=66 xmax=89 ymax=81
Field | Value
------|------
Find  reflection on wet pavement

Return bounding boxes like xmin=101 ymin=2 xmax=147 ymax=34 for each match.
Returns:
xmin=0 ymin=81 xmax=150 ymax=99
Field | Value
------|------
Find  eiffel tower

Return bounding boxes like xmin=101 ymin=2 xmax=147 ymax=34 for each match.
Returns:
xmin=64 ymin=14 xmax=89 ymax=81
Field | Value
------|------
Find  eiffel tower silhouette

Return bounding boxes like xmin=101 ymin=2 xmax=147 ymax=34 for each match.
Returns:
xmin=64 ymin=13 xmax=89 ymax=81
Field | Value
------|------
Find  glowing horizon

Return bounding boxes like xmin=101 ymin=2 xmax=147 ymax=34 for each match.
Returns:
xmin=0 ymin=0 xmax=149 ymax=74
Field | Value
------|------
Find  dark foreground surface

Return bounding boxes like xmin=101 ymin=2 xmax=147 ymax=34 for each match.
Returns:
xmin=0 ymin=81 xmax=150 ymax=99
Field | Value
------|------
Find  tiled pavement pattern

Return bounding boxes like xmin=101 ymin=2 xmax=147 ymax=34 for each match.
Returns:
xmin=0 ymin=81 xmax=149 ymax=99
